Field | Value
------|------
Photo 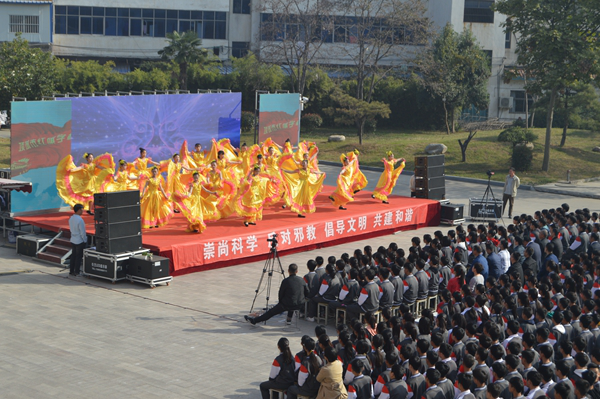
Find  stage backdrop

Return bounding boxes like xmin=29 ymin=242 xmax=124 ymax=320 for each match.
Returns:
xmin=258 ymin=93 xmax=300 ymax=147
xmin=10 ymin=101 xmax=72 ymax=214
xmin=11 ymin=93 xmax=241 ymax=214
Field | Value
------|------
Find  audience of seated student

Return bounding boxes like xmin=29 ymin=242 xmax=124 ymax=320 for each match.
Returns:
xmin=255 ymin=204 xmax=600 ymax=399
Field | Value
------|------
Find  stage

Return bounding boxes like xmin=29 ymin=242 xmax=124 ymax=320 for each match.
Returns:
xmin=15 ymin=186 xmax=440 ymax=275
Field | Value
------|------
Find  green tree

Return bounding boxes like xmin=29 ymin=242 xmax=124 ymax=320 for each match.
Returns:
xmin=158 ymin=31 xmax=207 ymax=90
xmin=54 ymin=59 xmax=116 ymax=93
xmin=0 ymin=33 xmax=55 ymax=112
xmin=123 ymin=68 xmax=172 ymax=91
xmin=228 ymin=52 xmax=285 ymax=111
xmin=324 ymin=88 xmax=391 ymax=142
xmin=419 ymin=24 xmax=491 ymax=134
xmin=493 ymin=0 xmax=600 ymax=171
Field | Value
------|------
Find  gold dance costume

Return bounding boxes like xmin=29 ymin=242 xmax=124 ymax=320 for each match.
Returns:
xmin=177 ymin=180 xmax=217 ymax=233
xmin=346 ymin=151 xmax=368 ymax=193
xmin=330 ymin=160 xmax=355 ymax=208
xmin=140 ymin=176 xmax=173 ymax=228
xmin=203 ymin=169 xmax=236 ymax=219
xmin=235 ymin=174 xmax=272 ymax=223
xmin=280 ymin=158 xmax=325 ymax=215
xmin=56 ymin=154 xmax=114 ymax=210
xmin=373 ymin=159 xmax=406 ymax=201
xmin=98 ymin=169 xmax=138 ymax=193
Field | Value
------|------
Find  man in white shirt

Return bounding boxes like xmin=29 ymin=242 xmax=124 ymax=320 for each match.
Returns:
xmin=498 ymin=240 xmax=511 ymax=273
xmin=68 ymin=204 xmax=87 ymax=276
xmin=502 ymin=167 xmax=520 ymax=218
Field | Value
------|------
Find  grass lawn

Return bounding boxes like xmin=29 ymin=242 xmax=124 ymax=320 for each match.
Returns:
xmin=0 ymin=137 xmax=9 ymax=169
xmin=243 ymin=127 xmax=600 ymax=185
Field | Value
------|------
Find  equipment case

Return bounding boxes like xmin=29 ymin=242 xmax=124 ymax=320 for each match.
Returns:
xmin=127 ymin=255 xmax=172 ymax=288
xmin=16 ymin=235 xmax=51 ymax=257
xmin=83 ymin=248 xmax=147 ymax=283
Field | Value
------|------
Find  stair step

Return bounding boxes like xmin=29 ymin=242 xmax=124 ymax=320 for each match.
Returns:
xmin=45 ymin=244 xmax=70 ymax=256
xmin=38 ymin=252 xmax=65 ymax=264
xmin=54 ymin=238 xmax=71 ymax=247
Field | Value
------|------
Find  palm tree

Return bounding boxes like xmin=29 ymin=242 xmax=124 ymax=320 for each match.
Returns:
xmin=158 ymin=31 xmax=206 ymax=90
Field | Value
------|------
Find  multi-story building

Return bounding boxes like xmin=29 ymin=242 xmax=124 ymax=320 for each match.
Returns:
xmin=6 ymin=0 xmax=529 ymax=121
xmin=0 ymin=0 xmax=53 ymax=49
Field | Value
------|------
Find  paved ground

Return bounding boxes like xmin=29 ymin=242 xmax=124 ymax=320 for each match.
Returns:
xmin=1 ymin=165 xmax=599 ymax=399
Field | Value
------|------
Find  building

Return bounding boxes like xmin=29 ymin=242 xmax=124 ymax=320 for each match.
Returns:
xmin=17 ymin=0 xmax=526 ymax=122
xmin=0 ymin=0 xmax=52 ymax=49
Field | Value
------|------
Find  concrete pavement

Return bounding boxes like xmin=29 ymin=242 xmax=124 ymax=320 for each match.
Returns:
xmin=0 ymin=164 xmax=599 ymax=398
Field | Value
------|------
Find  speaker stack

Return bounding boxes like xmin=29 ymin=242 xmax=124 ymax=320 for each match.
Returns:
xmin=414 ymin=155 xmax=446 ymax=200
xmin=93 ymin=191 xmax=143 ymax=254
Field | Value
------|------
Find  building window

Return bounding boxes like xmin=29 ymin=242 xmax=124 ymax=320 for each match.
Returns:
xmin=233 ymin=0 xmax=251 ymax=14
xmin=232 ymin=41 xmax=249 ymax=58
xmin=464 ymin=1 xmax=494 ymax=23
xmin=10 ymin=15 xmax=40 ymax=34
xmin=54 ymin=6 xmax=226 ymax=39
xmin=505 ymin=31 xmax=511 ymax=49
xmin=510 ymin=91 xmax=533 ymax=113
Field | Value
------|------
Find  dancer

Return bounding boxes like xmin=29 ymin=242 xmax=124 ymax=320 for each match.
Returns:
xmin=140 ymin=166 xmax=173 ymax=229
xmin=238 ymin=142 xmax=260 ymax=175
xmin=236 ymin=166 xmax=273 ymax=227
xmin=347 ymin=150 xmax=368 ymax=194
xmin=280 ymin=159 xmax=326 ymax=218
xmin=189 ymin=143 xmax=207 ymax=168
xmin=178 ymin=172 xmax=217 ymax=233
xmin=203 ymin=160 xmax=237 ymax=219
xmin=372 ymin=151 xmax=406 ymax=204
xmin=99 ymin=160 xmax=139 ymax=192
xmin=56 ymin=152 xmax=114 ymax=215
xmin=329 ymin=154 xmax=357 ymax=210
xmin=132 ymin=147 xmax=159 ymax=179
xmin=165 ymin=153 xmax=201 ymax=213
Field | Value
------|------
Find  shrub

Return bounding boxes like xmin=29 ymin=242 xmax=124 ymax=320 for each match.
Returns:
xmin=498 ymin=126 xmax=538 ymax=146
xmin=241 ymin=111 xmax=256 ymax=132
xmin=300 ymin=113 xmax=323 ymax=133
xmin=512 ymin=145 xmax=533 ymax=171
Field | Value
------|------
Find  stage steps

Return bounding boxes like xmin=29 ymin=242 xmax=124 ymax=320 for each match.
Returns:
xmin=37 ymin=231 xmax=72 ymax=266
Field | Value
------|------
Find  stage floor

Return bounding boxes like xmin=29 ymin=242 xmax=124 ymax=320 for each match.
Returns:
xmin=15 ymin=186 xmax=440 ymax=275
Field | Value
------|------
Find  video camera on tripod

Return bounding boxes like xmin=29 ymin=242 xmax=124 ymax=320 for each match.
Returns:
xmin=267 ymin=233 xmax=278 ymax=248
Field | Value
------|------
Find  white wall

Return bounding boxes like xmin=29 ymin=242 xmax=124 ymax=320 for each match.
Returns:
xmin=0 ymin=3 xmax=51 ymax=44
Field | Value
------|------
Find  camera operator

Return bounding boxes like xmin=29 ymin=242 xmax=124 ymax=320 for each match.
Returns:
xmin=502 ymin=167 xmax=520 ymax=218
xmin=245 ymin=263 xmax=309 ymax=325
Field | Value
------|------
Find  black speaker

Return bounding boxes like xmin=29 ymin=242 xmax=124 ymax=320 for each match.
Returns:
xmin=94 ymin=191 xmax=140 ymax=208
xmin=415 ymin=176 xmax=445 ymax=190
xmin=95 ymin=220 xmax=142 ymax=239
xmin=94 ymin=206 xmax=141 ymax=223
xmin=415 ymin=187 xmax=445 ymax=200
xmin=469 ymin=199 xmax=503 ymax=220
xmin=441 ymin=203 xmax=464 ymax=220
xmin=96 ymin=235 xmax=143 ymax=254
xmin=415 ymin=155 xmax=445 ymax=168
xmin=128 ymin=255 xmax=170 ymax=279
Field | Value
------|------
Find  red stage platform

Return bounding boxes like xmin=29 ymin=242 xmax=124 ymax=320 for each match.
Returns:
xmin=15 ymin=187 xmax=440 ymax=275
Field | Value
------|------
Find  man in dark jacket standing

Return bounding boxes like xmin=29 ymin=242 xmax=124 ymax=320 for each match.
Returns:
xmin=486 ymin=243 xmax=503 ymax=280
xmin=246 ymin=263 xmax=308 ymax=325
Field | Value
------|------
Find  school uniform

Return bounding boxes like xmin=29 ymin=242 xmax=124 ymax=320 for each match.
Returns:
xmin=406 ymin=372 xmax=426 ymax=399
xmin=403 ymin=274 xmax=419 ymax=305
xmin=346 ymin=281 xmax=380 ymax=321
xmin=287 ymin=356 xmax=324 ymax=399
xmin=415 ymin=269 xmax=430 ymax=300
xmin=390 ymin=275 xmax=403 ymax=305
xmin=547 ymin=379 xmax=575 ymax=399
xmin=525 ymin=387 xmax=546 ymax=399
xmin=473 ymin=386 xmax=487 ymax=399
xmin=260 ymin=354 xmax=296 ymax=399
xmin=493 ymin=378 xmax=510 ymax=399
xmin=423 ymin=385 xmax=446 ymax=399
xmin=379 ymin=279 xmax=395 ymax=309
xmin=374 ymin=369 xmax=392 ymax=397
xmin=437 ymin=378 xmax=455 ymax=399
xmin=455 ymin=390 xmax=476 ymax=399
xmin=329 ymin=278 xmax=361 ymax=313
xmin=347 ymin=374 xmax=373 ymax=399
xmin=379 ymin=379 xmax=408 ymax=399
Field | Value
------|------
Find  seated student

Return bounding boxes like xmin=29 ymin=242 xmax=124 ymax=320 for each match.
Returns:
xmin=460 ymin=354 xmax=476 ymax=377
xmin=553 ymin=382 xmax=574 ymax=399
xmin=491 ymin=362 xmax=510 ymax=399
xmin=574 ymin=380 xmax=591 ymax=399
xmin=259 ymin=338 xmax=296 ymax=399
xmin=343 ymin=340 xmax=372 ymax=385
xmin=346 ymin=358 xmax=373 ymax=399
xmin=439 ymin=343 xmax=458 ymax=383
xmin=486 ymin=383 xmax=502 ymax=399
xmin=435 ymin=361 xmax=454 ymax=399
xmin=539 ymin=365 xmax=556 ymax=394
xmin=503 ymin=320 xmax=523 ymax=349
xmin=379 ymin=363 xmax=409 ymax=399
xmin=572 ymin=353 xmax=590 ymax=383
xmin=451 ymin=328 xmax=466 ymax=369
xmin=455 ymin=373 xmax=475 ymax=399
xmin=346 ymin=269 xmax=380 ymax=322
xmin=521 ymin=349 xmax=537 ymax=381
xmin=390 ymin=264 xmax=404 ymax=306
xmin=407 ymin=356 xmax=427 ymax=399
xmin=509 ymin=377 xmax=526 ymax=399
xmin=415 ymin=259 xmax=430 ymax=302
xmin=304 ymin=259 xmax=318 ymax=300
xmin=538 ymin=344 xmax=556 ymax=376
xmin=288 ymin=338 xmax=323 ymax=399
xmin=307 ymin=264 xmax=342 ymax=321
xmin=505 ymin=354 xmax=522 ymax=383
xmin=374 ymin=352 xmax=399 ymax=397
xmin=525 ymin=371 xmax=546 ymax=399
xmin=548 ymin=361 xmax=576 ymax=399
xmin=379 ymin=267 xmax=395 ymax=309
xmin=472 ymin=368 xmax=488 ymax=399
xmin=422 ymin=369 xmax=446 ymax=399
xmin=329 ymin=268 xmax=361 ymax=314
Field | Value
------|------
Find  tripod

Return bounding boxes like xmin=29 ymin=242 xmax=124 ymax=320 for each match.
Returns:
xmin=480 ymin=175 xmax=505 ymax=224
xmin=249 ymin=243 xmax=285 ymax=315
